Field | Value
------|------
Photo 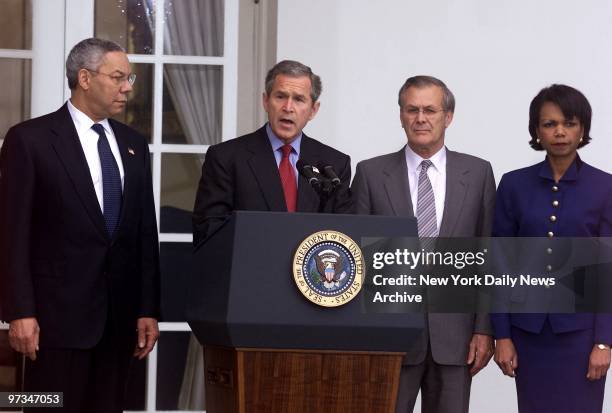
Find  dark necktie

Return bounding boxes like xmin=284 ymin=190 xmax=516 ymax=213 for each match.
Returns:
xmin=279 ymin=144 xmax=297 ymax=212
xmin=92 ymin=123 xmax=122 ymax=236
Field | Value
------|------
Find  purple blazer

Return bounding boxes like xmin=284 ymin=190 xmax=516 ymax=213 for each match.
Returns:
xmin=490 ymin=156 xmax=612 ymax=344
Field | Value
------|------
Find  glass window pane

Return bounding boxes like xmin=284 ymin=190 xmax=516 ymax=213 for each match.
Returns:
xmin=160 ymin=242 xmax=193 ymax=320
xmin=95 ymin=0 xmax=154 ymax=54
xmin=157 ymin=332 xmax=203 ymax=410
xmin=160 ymin=153 xmax=203 ymax=233
xmin=164 ymin=0 xmax=224 ymax=57
xmin=159 ymin=244 xmax=205 ymax=409
xmin=112 ymin=63 xmax=153 ymax=142
xmin=162 ymin=64 xmax=222 ymax=145
xmin=0 ymin=58 xmax=31 ymax=140
xmin=0 ymin=0 xmax=32 ymax=50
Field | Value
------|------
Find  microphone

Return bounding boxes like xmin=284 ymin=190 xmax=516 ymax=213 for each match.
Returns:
xmin=318 ymin=163 xmax=341 ymax=187
xmin=296 ymin=159 xmax=321 ymax=190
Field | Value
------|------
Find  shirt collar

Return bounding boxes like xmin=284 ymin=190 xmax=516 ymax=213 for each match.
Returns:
xmin=266 ymin=123 xmax=302 ymax=156
xmin=538 ymin=154 xmax=582 ymax=182
xmin=404 ymin=144 xmax=447 ymax=174
xmin=67 ymin=99 xmax=112 ymax=136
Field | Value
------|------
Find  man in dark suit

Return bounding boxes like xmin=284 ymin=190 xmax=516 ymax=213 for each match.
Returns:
xmin=352 ymin=76 xmax=495 ymax=413
xmin=0 ymin=38 xmax=160 ymax=413
xmin=193 ymin=60 xmax=352 ymax=245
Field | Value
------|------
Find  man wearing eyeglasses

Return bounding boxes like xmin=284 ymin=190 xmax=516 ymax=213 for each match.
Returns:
xmin=0 ymin=38 xmax=159 ymax=413
xmin=351 ymin=76 xmax=495 ymax=413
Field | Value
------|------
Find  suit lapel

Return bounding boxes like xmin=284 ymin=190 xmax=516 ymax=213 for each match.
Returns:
xmin=246 ymin=128 xmax=287 ymax=211
xmin=439 ymin=150 xmax=468 ymax=236
xmin=50 ymin=105 xmax=108 ymax=240
xmin=296 ymin=135 xmax=322 ymax=212
xmin=383 ymin=148 xmax=414 ymax=217
xmin=109 ymin=120 xmax=132 ymax=242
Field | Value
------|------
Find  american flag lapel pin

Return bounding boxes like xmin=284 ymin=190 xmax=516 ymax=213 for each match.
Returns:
xmin=128 ymin=148 xmax=135 ymax=155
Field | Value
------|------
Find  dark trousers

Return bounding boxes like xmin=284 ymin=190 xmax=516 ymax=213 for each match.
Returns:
xmin=395 ymin=343 xmax=472 ymax=413
xmin=23 ymin=324 xmax=133 ymax=413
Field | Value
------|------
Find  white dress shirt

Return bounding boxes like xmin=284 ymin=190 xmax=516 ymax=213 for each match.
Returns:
xmin=67 ymin=99 xmax=125 ymax=213
xmin=404 ymin=145 xmax=446 ymax=231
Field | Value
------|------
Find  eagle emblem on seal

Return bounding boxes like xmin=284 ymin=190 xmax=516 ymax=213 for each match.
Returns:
xmin=315 ymin=249 xmax=347 ymax=289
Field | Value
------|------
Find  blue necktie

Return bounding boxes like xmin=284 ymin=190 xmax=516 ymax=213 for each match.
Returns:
xmin=92 ymin=123 xmax=122 ymax=236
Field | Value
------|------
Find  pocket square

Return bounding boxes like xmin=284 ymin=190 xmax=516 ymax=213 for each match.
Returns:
xmin=128 ymin=148 xmax=135 ymax=155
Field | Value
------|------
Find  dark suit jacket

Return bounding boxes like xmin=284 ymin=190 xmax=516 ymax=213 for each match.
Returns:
xmin=490 ymin=157 xmax=612 ymax=344
xmin=192 ymin=126 xmax=352 ymax=245
xmin=352 ymin=147 xmax=496 ymax=365
xmin=0 ymin=104 xmax=160 ymax=349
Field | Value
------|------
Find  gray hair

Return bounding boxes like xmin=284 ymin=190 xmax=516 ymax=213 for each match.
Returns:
xmin=265 ymin=60 xmax=322 ymax=103
xmin=398 ymin=75 xmax=455 ymax=113
xmin=66 ymin=38 xmax=124 ymax=89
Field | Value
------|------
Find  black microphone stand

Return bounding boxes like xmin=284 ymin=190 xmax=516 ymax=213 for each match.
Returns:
xmin=297 ymin=160 xmax=339 ymax=213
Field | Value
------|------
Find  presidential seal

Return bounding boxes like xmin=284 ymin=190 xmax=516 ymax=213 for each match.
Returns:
xmin=293 ymin=230 xmax=364 ymax=307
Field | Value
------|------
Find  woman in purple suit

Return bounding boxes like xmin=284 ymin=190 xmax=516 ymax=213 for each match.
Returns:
xmin=491 ymin=84 xmax=612 ymax=412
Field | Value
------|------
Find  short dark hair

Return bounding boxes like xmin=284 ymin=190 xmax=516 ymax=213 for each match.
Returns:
xmin=528 ymin=84 xmax=592 ymax=150
xmin=264 ymin=60 xmax=322 ymax=103
xmin=398 ymin=75 xmax=455 ymax=112
xmin=66 ymin=38 xmax=124 ymax=90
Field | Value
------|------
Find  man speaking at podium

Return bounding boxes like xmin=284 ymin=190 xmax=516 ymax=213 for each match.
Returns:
xmin=193 ymin=60 xmax=352 ymax=245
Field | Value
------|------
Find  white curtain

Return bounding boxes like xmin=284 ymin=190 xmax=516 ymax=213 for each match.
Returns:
xmin=163 ymin=0 xmax=223 ymax=145
xmin=144 ymin=0 xmax=223 ymax=146
xmin=177 ymin=337 xmax=206 ymax=409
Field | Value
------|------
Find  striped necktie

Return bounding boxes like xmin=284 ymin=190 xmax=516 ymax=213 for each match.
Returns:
xmin=416 ymin=160 xmax=438 ymax=248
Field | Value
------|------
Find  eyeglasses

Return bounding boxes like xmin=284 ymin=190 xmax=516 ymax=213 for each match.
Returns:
xmin=403 ymin=106 xmax=445 ymax=119
xmin=87 ymin=69 xmax=136 ymax=86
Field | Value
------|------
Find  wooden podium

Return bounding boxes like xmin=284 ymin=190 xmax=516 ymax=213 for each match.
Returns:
xmin=187 ymin=211 xmax=421 ymax=413
xmin=203 ymin=347 xmax=402 ymax=412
